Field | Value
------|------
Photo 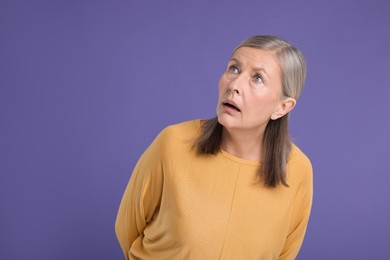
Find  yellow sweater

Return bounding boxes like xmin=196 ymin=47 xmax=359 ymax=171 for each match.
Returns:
xmin=115 ymin=120 xmax=313 ymax=260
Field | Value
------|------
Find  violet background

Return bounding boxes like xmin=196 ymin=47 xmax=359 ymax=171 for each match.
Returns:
xmin=1 ymin=0 xmax=390 ymax=259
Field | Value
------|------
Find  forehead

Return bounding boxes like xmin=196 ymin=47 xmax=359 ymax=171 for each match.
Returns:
xmin=231 ymin=47 xmax=280 ymax=70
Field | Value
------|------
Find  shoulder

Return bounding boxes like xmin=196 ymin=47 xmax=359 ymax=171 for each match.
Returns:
xmin=149 ymin=119 xmax=200 ymax=155
xmin=160 ymin=119 xmax=200 ymax=138
xmin=289 ymin=144 xmax=312 ymax=170
xmin=157 ymin=119 xmax=200 ymax=143
xmin=287 ymin=144 xmax=313 ymax=185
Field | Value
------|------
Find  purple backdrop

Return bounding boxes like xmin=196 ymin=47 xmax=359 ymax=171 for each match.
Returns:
xmin=1 ymin=0 xmax=390 ymax=259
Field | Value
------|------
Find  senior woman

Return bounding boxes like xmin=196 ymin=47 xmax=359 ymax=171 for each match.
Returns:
xmin=115 ymin=35 xmax=313 ymax=260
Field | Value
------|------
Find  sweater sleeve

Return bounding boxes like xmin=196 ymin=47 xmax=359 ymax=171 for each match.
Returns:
xmin=279 ymin=158 xmax=313 ymax=260
xmin=115 ymin=131 xmax=166 ymax=260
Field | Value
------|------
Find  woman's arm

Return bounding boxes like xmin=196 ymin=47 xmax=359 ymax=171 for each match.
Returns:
xmin=279 ymin=159 xmax=313 ymax=259
xmin=115 ymin=133 xmax=166 ymax=260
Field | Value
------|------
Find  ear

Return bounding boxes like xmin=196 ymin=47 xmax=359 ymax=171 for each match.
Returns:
xmin=271 ymin=97 xmax=297 ymax=120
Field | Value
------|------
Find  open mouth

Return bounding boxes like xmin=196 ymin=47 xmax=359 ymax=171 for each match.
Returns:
xmin=223 ymin=102 xmax=241 ymax=112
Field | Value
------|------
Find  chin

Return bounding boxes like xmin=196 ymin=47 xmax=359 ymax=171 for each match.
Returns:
xmin=217 ymin=114 xmax=237 ymax=129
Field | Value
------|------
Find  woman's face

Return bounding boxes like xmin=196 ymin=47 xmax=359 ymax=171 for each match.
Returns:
xmin=217 ymin=46 xmax=287 ymax=133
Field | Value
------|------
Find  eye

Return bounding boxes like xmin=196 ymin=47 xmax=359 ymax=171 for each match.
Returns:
xmin=253 ymin=74 xmax=263 ymax=83
xmin=228 ymin=65 xmax=239 ymax=74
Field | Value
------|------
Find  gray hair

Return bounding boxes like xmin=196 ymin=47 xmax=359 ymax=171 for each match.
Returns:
xmin=234 ymin=35 xmax=306 ymax=100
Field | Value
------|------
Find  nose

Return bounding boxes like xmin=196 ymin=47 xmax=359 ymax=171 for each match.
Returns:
xmin=228 ymin=74 xmax=243 ymax=95
xmin=229 ymin=85 xmax=240 ymax=95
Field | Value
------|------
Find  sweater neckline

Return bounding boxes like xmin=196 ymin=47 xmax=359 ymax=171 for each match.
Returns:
xmin=220 ymin=149 xmax=260 ymax=166
xmin=194 ymin=119 xmax=260 ymax=167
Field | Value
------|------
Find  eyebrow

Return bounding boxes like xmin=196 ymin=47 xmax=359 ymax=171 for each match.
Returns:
xmin=228 ymin=58 xmax=270 ymax=79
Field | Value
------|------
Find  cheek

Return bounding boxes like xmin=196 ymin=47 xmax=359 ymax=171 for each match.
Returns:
xmin=218 ymin=75 xmax=228 ymax=92
xmin=249 ymin=93 xmax=279 ymax=113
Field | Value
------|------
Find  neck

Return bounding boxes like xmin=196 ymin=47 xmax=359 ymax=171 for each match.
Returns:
xmin=221 ymin=127 xmax=264 ymax=161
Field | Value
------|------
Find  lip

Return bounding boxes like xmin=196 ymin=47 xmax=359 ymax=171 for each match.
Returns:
xmin=222 ymin=99 xmax=241 ymax=113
